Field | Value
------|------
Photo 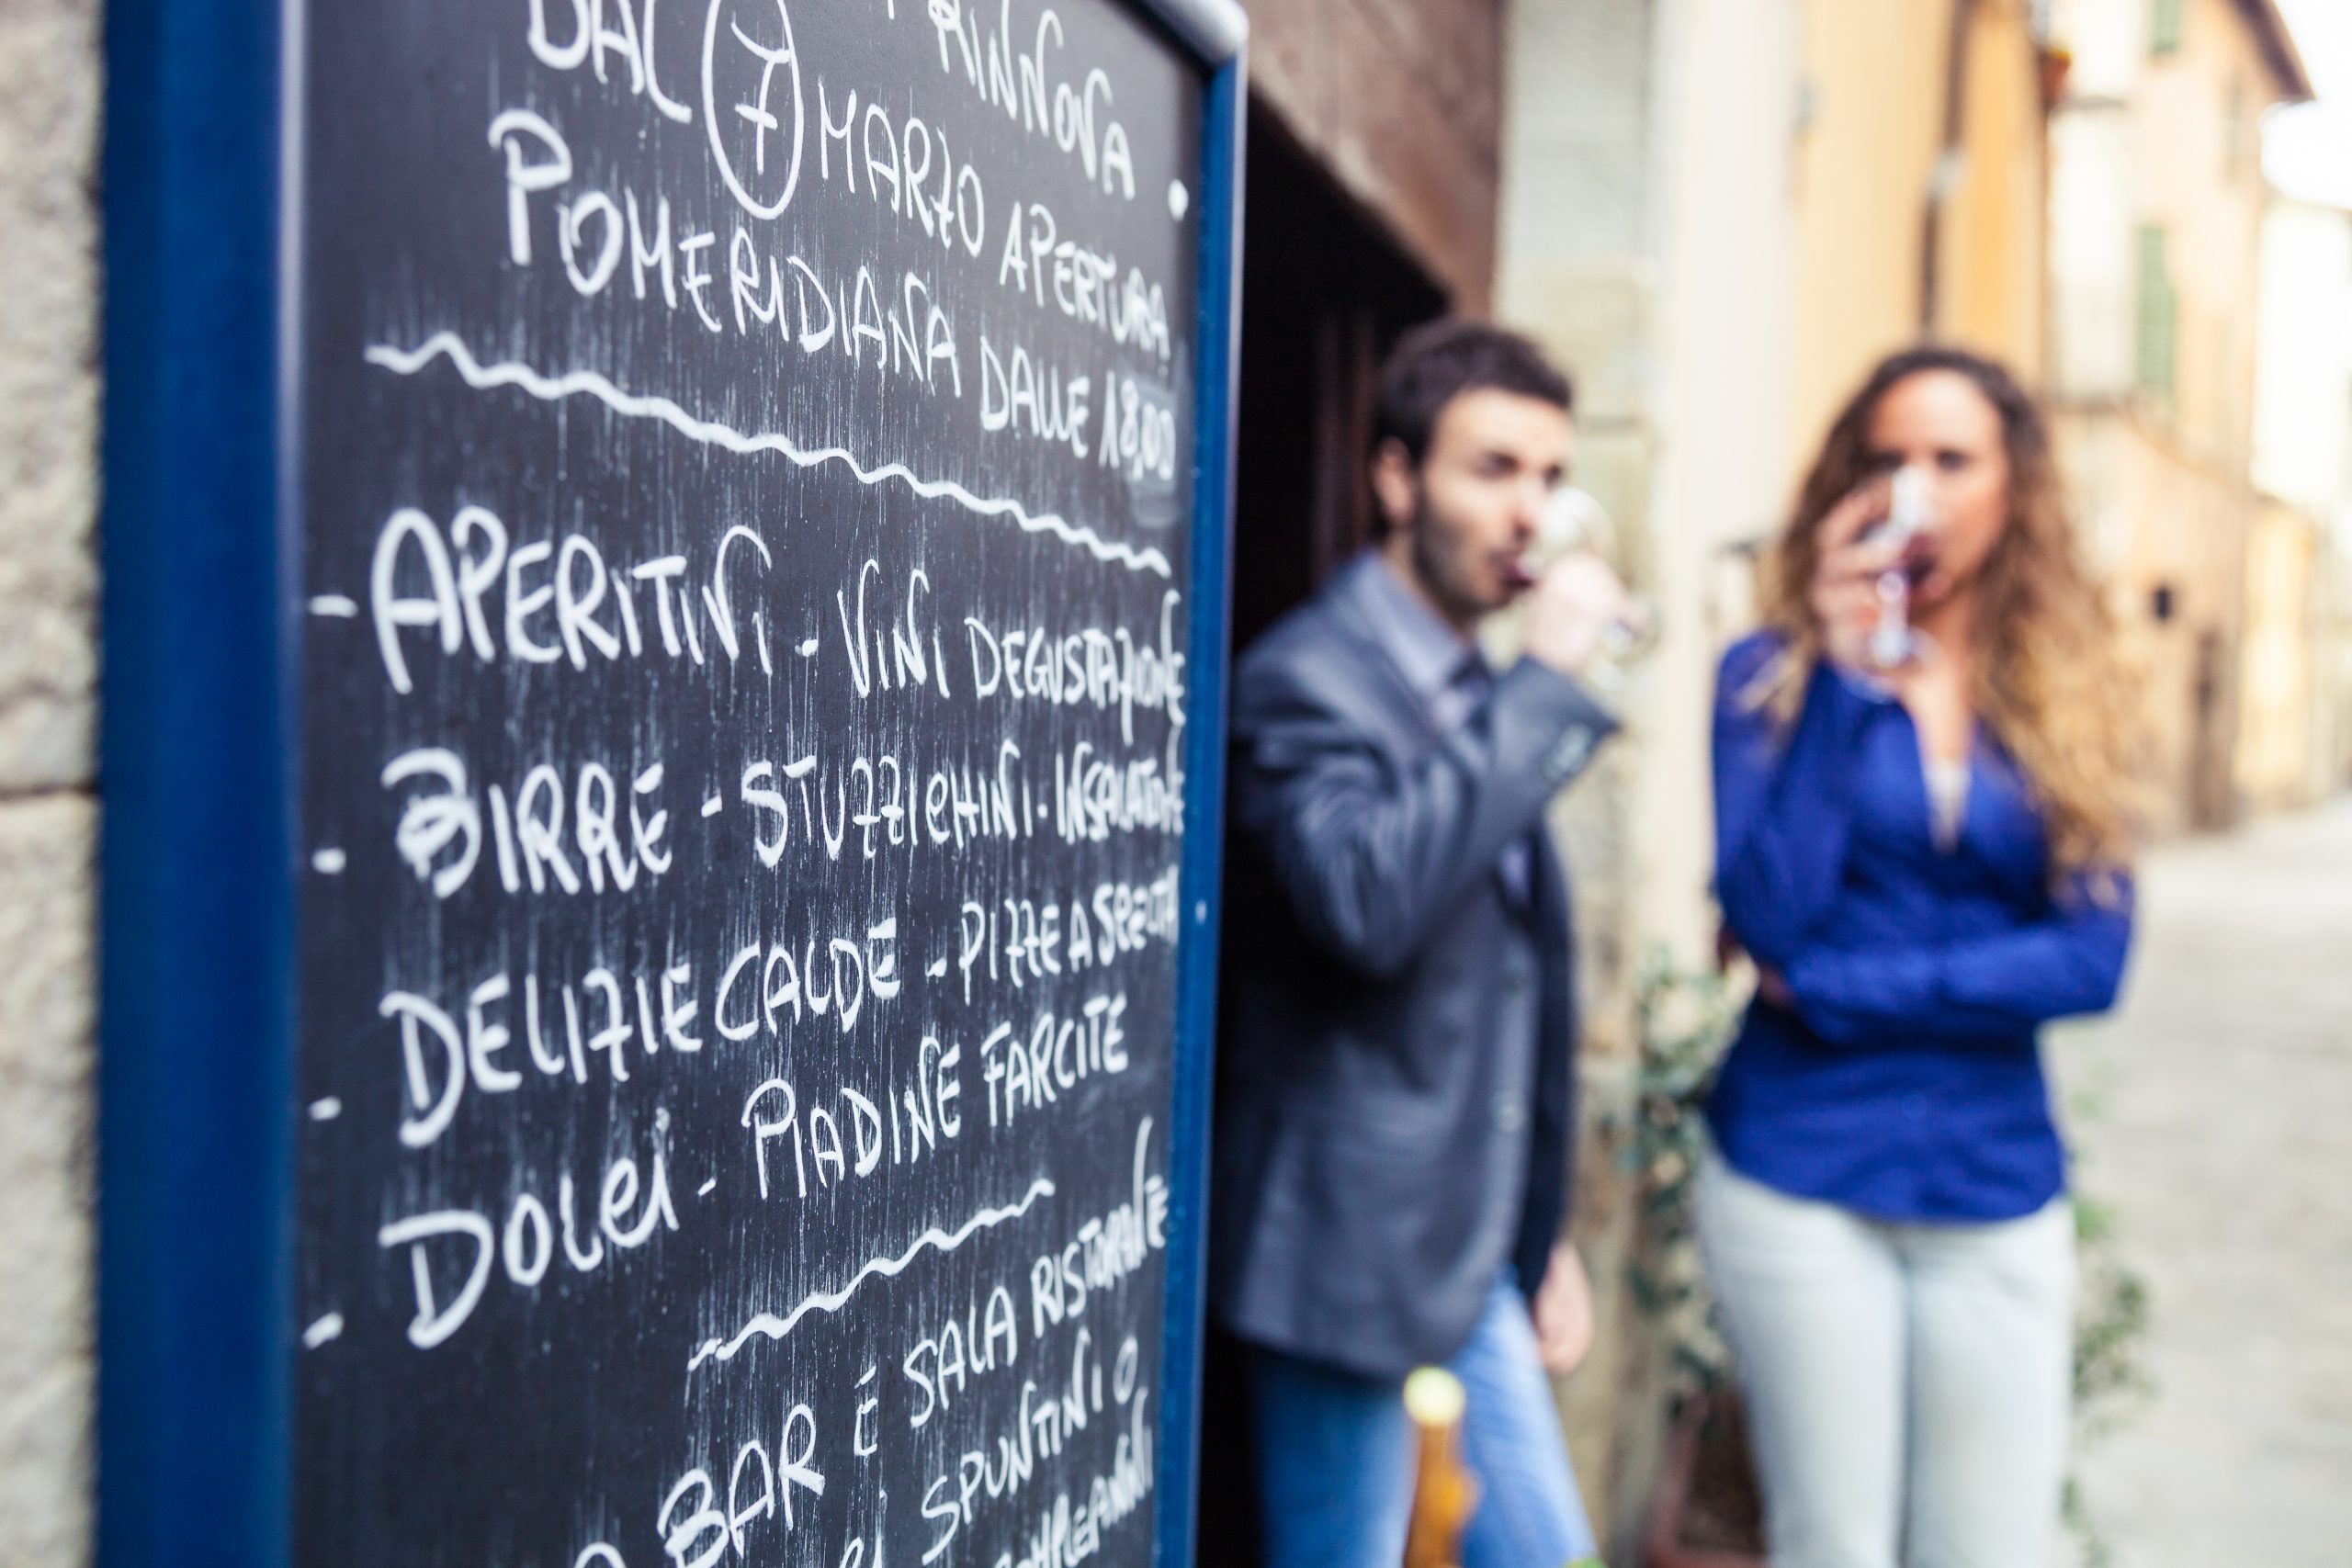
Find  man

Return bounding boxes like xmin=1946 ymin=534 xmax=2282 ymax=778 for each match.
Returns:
xmin=1211 ymin=321 xmax=1634 ymax=1567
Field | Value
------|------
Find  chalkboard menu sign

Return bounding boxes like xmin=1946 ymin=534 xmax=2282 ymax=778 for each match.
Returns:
xmin=277 ymin=2 xmax=1240 ymax=1562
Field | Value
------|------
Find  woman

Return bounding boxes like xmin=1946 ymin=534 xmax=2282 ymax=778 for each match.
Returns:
xmin=1702 ymin=346 xmax=2140 ymax=1568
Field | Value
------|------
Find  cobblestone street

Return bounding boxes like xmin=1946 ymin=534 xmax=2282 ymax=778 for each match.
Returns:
xmin=2053 ymin=799 xmax=2352 ymax=1566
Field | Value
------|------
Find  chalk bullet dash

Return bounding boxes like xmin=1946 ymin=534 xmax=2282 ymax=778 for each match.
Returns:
xmin=311 ymin=848 xmax=347 ymax=874
xmin=698 ymin=1178 xmax=718 ymax=1197
xmin=302 ymin=1313 xmax=345 ymax=1348
xmin=308 ymin=1097 xmax=342 ymax=1122
xmin=702 ymin=795 xmax=724 ymax=818
xmin=307 ymin=594 xmax=358 ymax=618
xmin=925 ymin=957 xmax=948 ymax=978
xmin=798 ymin=637 xmax=820 ymax=657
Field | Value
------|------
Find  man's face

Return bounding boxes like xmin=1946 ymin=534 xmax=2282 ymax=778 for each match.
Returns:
xmin=1375 ymin=389 xmax=1575 ymax=629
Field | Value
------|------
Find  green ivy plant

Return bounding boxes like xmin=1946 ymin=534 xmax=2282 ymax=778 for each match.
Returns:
xmin=1617 ymin=947 xmax=1741 ymax=1409
xmin=2063 ymin=1181 xmax=2154 ymax=1566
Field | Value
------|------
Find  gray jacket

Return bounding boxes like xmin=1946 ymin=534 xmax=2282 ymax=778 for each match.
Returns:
xmin=1210 ymin=557 xmax=1616 ymax=1378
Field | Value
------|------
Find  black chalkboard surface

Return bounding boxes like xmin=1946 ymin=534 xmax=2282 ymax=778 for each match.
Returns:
xmin=288 ymin=4 xmax=1224 ymax=1563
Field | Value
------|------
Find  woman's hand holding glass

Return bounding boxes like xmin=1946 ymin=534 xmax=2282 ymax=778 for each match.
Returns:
xmin=1809 ymin=474 xmax=1933 ymax=676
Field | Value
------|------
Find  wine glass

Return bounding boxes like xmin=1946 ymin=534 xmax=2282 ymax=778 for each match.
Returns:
xmin=1865 ymin=466 xmax=1940 ymax=671
xmin=1524 ymin=484 xmax=1661 ymax=690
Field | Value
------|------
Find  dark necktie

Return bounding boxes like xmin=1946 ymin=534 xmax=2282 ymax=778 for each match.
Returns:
xmin=1442 ymin=650 xmax=1534 ymax=912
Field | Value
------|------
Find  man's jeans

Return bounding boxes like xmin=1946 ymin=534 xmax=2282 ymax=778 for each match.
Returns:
xmin=1248 ymin=1274 xmax=1600 ymax=1568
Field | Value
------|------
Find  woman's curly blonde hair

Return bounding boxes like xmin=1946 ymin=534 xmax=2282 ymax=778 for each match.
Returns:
xmin=1750 ymin=345 xmax=2145 ymax=880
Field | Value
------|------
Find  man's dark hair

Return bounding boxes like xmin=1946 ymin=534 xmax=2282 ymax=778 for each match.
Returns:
xmin=1370 ymin=319 xmax=1574 ymax=469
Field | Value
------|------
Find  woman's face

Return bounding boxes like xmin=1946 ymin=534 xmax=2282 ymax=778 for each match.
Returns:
xmin=1862 ymin=368 xmax=2012 ymax=606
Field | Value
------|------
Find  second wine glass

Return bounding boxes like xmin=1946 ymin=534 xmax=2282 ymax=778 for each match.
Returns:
xmin=1865 ymin=466 xmax=1940 ymax=672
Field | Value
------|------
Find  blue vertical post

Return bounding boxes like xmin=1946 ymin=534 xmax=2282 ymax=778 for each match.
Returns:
xmin=97 ymin=0 xmax=296 ymax=1563
xmin=1156 ymin=38 xmax=1247 ymax=1568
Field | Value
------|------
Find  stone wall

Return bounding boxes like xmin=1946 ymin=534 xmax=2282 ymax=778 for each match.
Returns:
xmin=0 ymin=0 xmax=100 ymax=1559
xmin=1496 ymin=0 xmax=1804 ymax=1553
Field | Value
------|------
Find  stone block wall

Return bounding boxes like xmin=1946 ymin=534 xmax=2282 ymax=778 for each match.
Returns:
xmin=0 ymin=0 xmax=100 ymax=1559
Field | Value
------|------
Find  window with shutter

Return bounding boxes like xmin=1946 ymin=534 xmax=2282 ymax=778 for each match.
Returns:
xmin=2134 ymin=225 xmax=2177 ymax=402
xmin=2225 ymin=80 xmax=2245 ymax=181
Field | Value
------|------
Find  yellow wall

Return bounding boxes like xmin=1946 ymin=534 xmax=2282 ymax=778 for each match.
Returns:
xmin=2237 ymin=498 xmax=2321 ymax=811
xmin=1790 ymin=0 xmax=1946 ymax=465
xmin=1790 ymin=0 xmax=2048 ymax=475
xmin=1943 ymin=0 xmax=2050 ymax=375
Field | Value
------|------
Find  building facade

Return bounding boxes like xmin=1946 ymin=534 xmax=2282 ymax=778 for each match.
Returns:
xmin=2238 ymin=194 xmax=2352 ymax=811
xmin=2048 ymin=0 xmax=2311 ymax=831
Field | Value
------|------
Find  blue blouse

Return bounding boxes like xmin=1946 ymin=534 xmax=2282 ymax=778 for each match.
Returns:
xmin=1706 ymin=632 xmax=2135 ymax=1222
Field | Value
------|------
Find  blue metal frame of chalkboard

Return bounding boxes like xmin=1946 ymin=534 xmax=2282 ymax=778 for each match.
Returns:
xmin=1145 ymin=3 xmax=1247 ymax=1565
xmin=97 ymin=0 xmax=296 ymax=1562
xmin=94 ymin=0 xmax=1245 ymax=1564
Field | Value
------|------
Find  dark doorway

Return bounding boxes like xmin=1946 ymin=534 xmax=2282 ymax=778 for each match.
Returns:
xmin=2190 ymin=626 xmax=2239 ymax=831
xmin=1226 ymin=102 xmax=1449 ymax=653
xmin=1196 ymin=99 xmax=1450 ymax=1568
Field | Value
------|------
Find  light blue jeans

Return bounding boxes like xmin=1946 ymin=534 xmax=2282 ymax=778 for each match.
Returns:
xmin=1248 ymin=1274 xmax=1600 ymax=1568
xmin=1696 ymin=1159 xmax=2075 ymax=1568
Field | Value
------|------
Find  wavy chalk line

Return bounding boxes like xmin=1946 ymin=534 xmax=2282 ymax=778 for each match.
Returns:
xmin=686 ymin=1176 xmax=1057 ymax=1374
xmin=365 ymin=333 xmax=1172 ymax=579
